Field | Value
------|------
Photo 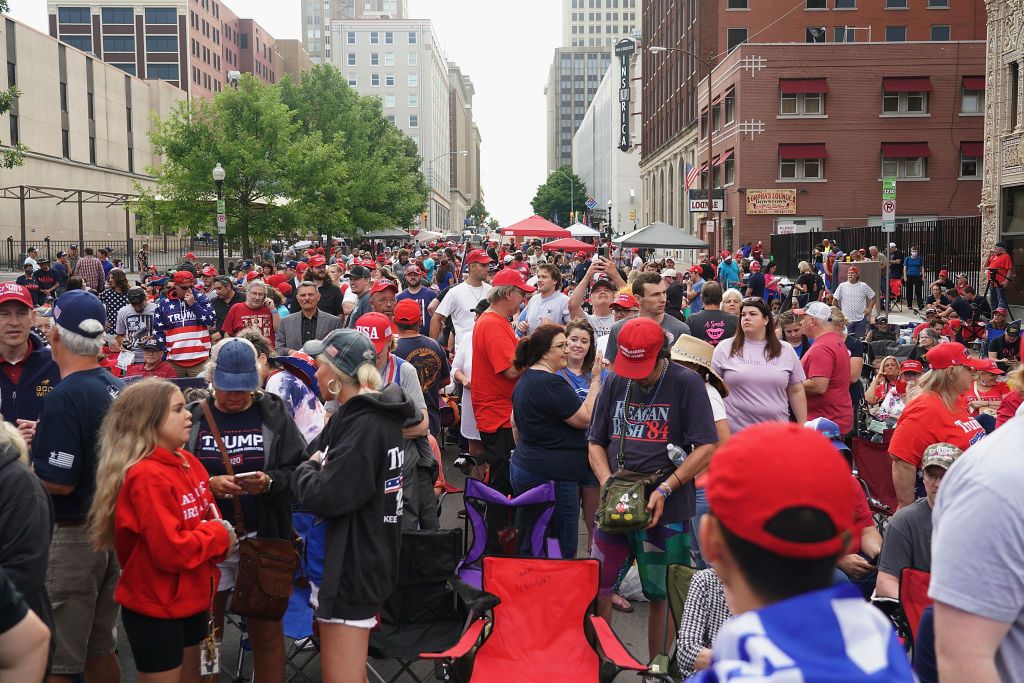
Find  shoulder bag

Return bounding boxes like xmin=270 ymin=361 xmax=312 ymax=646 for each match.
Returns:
xmin=596 ymin=383 xmax=664 ymax=534
xmin=201 ymin=400 xmax=299 ymax=621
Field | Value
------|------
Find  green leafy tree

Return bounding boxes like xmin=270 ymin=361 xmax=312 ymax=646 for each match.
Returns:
xmin=0 ymin=0 xmax=27 ymax=169
xmin=467 ymin=198 xmax=488 ymax=226
xmin=138 ymin=74 xmax=348 ymax=257
xmin=279 ymin=65 xmax=427 ymax=235
xmin=531 ymin=165 xmax=587 ymax=228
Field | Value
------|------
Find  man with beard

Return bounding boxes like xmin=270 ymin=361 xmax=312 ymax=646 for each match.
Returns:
xmin=113 ymin=287 xmax=156 ymax=364
xmin=344 ymin=265 xmax=374 ymax=327
xmin=396 ymin=264 xmax=436 ymax=335
xmin=307 ymin=254 xmax=343 ymax=317
xmin=210 ymin=276 xmax=244 ymax=342
xmin=569 ymin=257 xmax=625 ymax=340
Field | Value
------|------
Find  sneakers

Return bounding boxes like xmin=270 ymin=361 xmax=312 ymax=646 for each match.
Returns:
xmin=453 ymin=453 xmax=477 ymax=475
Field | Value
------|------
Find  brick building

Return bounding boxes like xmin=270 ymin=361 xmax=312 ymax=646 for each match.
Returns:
xmin=237 ymin=18 xmax=275 ymax=85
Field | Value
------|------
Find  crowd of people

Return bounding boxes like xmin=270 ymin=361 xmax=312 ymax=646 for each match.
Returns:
xmin=0 ymin=233 xmax=1019 ymax=683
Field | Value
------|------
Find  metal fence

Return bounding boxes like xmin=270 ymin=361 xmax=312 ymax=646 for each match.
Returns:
xmin=4 ymin=235 xmax=245 ymax=273
xmin=770 ymin=216 xmax=983 ymax=291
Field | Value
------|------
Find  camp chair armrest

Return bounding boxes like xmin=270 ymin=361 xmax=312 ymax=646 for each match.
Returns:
xmin=420 ymin=618 xmax=488 ymax=660
xmin=452 ymin=577 xmax=501 ymax=613
xmin=589 ymin=615 xmax=647 ymax=672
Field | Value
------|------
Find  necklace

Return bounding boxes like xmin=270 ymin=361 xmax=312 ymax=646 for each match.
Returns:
xmin=535 ymin=361 xmax=557 ymax=374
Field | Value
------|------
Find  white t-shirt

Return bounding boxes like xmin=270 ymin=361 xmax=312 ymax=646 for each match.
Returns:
xmin=435 ymin=281 xmax=491 ymax=349
xmin=632 ymin=255 xmax=643 ymax=270
xmin=834 ymin=281 xmax=876 ymax=323
xmin=706 ymin=383 xmax=727 ymax=423
xmin=523 ymin=290 xmax=570 ymax=334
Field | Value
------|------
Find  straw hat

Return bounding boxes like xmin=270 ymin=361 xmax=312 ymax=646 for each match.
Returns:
xmin=670 ymin=335 xmax=729 ymax=397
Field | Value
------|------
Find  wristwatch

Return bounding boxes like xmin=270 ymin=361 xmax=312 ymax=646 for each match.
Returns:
xmin=264 ymin=475 xmax=273 ymax=494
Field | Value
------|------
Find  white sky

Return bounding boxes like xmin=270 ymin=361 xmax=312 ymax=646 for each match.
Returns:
xmin=6 ymin=0 xmax=562 ymax=226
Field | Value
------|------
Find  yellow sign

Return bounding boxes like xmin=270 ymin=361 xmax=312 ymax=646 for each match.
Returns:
xmin=746 ymin=189 xmax=797 ymax=215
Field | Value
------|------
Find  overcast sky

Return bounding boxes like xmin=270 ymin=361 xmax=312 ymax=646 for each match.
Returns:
xmin=6 ymin=0 xmax=561 ymax=226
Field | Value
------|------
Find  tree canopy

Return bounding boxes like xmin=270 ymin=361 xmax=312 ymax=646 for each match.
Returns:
xmin=0 ymin=1 xmax=27 ymax=169
xmin=531 ymin=165 xmax=588 ymax=228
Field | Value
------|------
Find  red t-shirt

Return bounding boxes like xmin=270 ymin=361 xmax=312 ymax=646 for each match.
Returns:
xmin=222 ymin=303 xmax=276 ymax=339
xmin=961 ymin=381 xmax=1011 ymax=414
xmin=472 ymin=310 xmax=519 ymax=433
xmin=126 ymin=362 xmax=178 ymax=379
xmin=849 ymin=476 xmax=872 ymax=555
xmin=801 ymin=331 xmax=853 ymax=434
xmin=986 ymin=252 xmax=1013 ymax=287
xmin=888 ymin=392 xmax=986 ymax=468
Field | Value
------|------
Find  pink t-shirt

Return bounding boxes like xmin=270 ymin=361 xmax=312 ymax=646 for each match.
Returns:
xmin=801 ymin=331 xmax=854 ymax=434
xmin=712 ymin=337 xmax=806 ymax=434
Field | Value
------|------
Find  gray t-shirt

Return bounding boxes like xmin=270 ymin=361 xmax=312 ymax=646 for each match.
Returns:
xmin=586 ymin=312 xmax=615 ymax=340
xmin=930 ymin=417 xmax=1024 ymax=683
xmin=523 ymin=290 xmax=571 ymax=334
xmin=114 ymin=301 xmax=157 ymax=363
xmin=604 ymin=314 xmax=690 ymax=364
xmin=877 ymin=497 xmax=933 ymax=578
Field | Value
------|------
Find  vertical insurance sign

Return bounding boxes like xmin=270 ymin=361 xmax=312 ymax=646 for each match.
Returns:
xmin=616 ymin=38 xmax=636 ymax=152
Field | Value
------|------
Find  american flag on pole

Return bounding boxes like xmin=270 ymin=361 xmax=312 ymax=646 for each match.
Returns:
xmin=684 ymin=162 xmax=700 ymax=191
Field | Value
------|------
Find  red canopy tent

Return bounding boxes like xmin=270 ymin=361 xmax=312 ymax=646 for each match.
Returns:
xmin=500 ymin=215 xmax=571 ymax=239
xmin=542 ymin=238 xmax=596 ymax=254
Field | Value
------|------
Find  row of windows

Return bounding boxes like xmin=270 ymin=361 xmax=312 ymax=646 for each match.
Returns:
xmin=345 ymin=30 xmax=418 ymax=45
xmin=382 ymin=93 xmax=419 ymax=107
xmin=58 ymin=6 xmax=177 ymax=24
xmin=351 ymin=72 xmax=419 ymax=87
xmin=60 ymin=34 xmax=179 ymax=55
xmin=806 ymin=24 xmax=952 ymax=42
xmin=727 ymin=0 xmax=948 ymax=7
xmin=773 ymin=154 xmax=980 ymax=181
xmin=570 ymin=11 xmax=638 ymax=21
xmin=346 ymin=52 xmax=418 ymax=67
xmin=572 ymin=24 xmax=636 ymax=34
xmin=569 ymin=0 xmax=638 ymax=7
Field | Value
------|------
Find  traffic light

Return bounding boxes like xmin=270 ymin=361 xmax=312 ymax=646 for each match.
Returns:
xmin=422 ymin=211 xmax=429 ymax=225
xmin=630 ymin=208 xmax=636 ymax=222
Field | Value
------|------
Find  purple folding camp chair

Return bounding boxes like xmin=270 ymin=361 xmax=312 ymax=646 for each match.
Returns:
xmin=457 ymin=477 xmax=558 ymax=589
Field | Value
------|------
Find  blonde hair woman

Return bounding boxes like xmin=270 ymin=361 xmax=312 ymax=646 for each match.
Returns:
xmin=89 ymin=379 xmax=234 ymax=681
xmin=294 ymin=329 xmax=416 ymax=683
xmin=997 ymin=363 xmax=1024 ymax=427
xmin=867 ymin=356 xmax=901 ymax=408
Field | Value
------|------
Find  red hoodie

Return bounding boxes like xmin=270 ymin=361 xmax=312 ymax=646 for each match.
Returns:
xmin=114 ymin=447 xmax=230 ymax=618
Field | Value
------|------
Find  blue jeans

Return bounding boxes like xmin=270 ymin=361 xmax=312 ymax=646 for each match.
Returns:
xmin=847 ymin=318 xmax=868 ymax=339
xmin=509 ymin=461 xmax=579 ymax=559
xmin=690 ymin=486 xmax=709 ymax=569
xmin=989 ymin=285 xmax=1009 ymax=312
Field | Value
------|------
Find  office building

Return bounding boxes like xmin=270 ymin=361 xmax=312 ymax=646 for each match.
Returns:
xmin=564 ymin=0 xmax=641 ymax=49
xmin=301 ymin=0 xmax=407 ymax=64
xmin=275 ymin=39 xmax=314 ymax=79
xmin=448 ymin=62 xmax=482 ymax=231
xmin=330 ymin=17 xmax=453 ymax=231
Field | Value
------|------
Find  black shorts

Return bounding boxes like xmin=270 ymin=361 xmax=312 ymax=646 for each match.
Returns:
xmin=479 ymin=427 xmax=515 ymax=466
xmin=121 ymin=608 xmax=208 ymax=673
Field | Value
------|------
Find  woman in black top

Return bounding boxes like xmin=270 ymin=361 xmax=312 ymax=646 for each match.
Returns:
xmin=794 ymin=260 xmax=820 ymax=308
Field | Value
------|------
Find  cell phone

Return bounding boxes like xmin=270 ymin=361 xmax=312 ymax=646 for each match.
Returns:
xmin=234 ymin=471 xmax=261 ymax=480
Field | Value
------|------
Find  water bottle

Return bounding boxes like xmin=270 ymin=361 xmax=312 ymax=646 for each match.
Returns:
xmin=666 ymin=443 xmax=686 ymax=466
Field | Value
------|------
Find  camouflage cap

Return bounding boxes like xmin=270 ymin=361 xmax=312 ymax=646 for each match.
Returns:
xmin=921 ymin=442 xmax=964 ymax=471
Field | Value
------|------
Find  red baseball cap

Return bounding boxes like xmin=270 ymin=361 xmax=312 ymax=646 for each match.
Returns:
xmin=938 ymin=269 xmax=949 ymax=276
xmin=576 ymin=251 xmax=588 ymax=258
xmin=611 ymin=293 xmax=638 ymax=309
xmin=465 ymin=249 xmax=492 ymax=265
xmin=0 ymin=283 xmax=34 ymax=308
xmin=245 ymin=271 xmax=261 ymax=281
xmin=706 ymin=422 xmax=857 ymax=559
xmin=370 ymin=278 xmax=399 ymax=295
xmin=185 ymin=252 xmax=196 ymax=259
xmin=721 ymin=250 xmax=732 ymax=258
xmin=354 ymin=312 xmax=393 ymax=353
xmin=994 ymin=307 xmax=1008 ymax=316
xmin=981 ymin=359 xmax=1004 ymax=375
xmin=201 ymin=266 xmax=218 ymax=277
xmin=276 ymin=282 xmax=293 ymax=295
xmin=848 ymin=265 xmax=860 ymax=274
xmin=688 ymin=265 xmax=702 ymax=274
xmin=405 ymin=264 xmax=423 ymax=276
xmin=296 ymin=261 xmax=310 ymax=273
xmin=613 ymin=317 xmax=665 ymax=380
xmin=490 ymin=268 xmax=535 ymax=292
xmin=316 ymin=246 xmax=325 ymax=255
xmin=926 ymin=341 xmax=989 ymax=371
xmin=393 ymin=299 xmax=422 ymax=325
xmin=899 ymin=359 xmax=924 ymax=374
xmin=173 ymin=271 xmax=196 ymax=285
xmin=750 ymin=261 xmax=761 ymax=272
xmin=307 ymin=255 xmax=327 ymax=268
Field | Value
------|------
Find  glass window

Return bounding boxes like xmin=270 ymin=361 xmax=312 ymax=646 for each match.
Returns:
xmin=103 ymin=36 xmax=134 ymax=52
xmin=881 ymin=157 xmax=927 ymax=178
xmin=146 ymin=36 xmax=178 ymax=52
xmin=885 ymin=0 xmax=907 ymax=7
xmin=384 ymin=94 xmax=395 ymax=108
xmin=409 ymin=114 xmax=418 ymax=128
xmin=408 ymin=93 xmax=418 ymax=107
xmin=113 ymin=63 xmax=136 ymax=75
xmin=727 ymin=28 xmax=747 ymax=52
xmin=725 ymin=156 xmax=736 ymax=185
xmin=931 ymin=25 xmax=950 ymax=40
xmin=835 ymin=0 xmax=856 ymax=7
xmin=147 ymin=64 xmax=179 ymax=79
xmin=883 ymin=91 xmax=928 ymax=114
xmin=962 ymin=87 xmax=984 ymax=114
xmin=780 ymin=92 xmax=824 ymax=116
xmin=385 ymin=31 xmax=393 ymax=44
xmin=346 ymin=31 xmax=356 ymax=44
xmin=371 ymin=52 xmax=379 ymax=65
xmin=62 ymin=35 xmax=92 ymax=51
xmin=806 ymin=27 xmax=826 ymax=42
xmin=779 ymin=157 xmax=823 ymax=180
xmin=927 ymin=0 xmax=948 ymax=6
xmin=408 ymin=73 xmax=418 ymax=87
xmin=780 ymin=93 xmax=798 ymax=115
xmin=144 ymin=7 xmax=177 ymax=24
xmin=370 ymin=31 xmax=379 ymax=44
xmin=805 ymin=0 xmax=826 ymax=8
xmin=960 ymin=153 xmax=981 ymax=178
xmin=882 ymin=158 xmax=899 ymax=177
xmin=58 ymin=7 xmax=91 ymax=23
xmin=347 ymin=53 xmax=356 ymax=66
xmin=408 ymin=31 xmax=417 ymax=44
xmin=384 ymin=52 xmax=395 ymax=66
xmin=101 ymin=7 xmax=133 ymax=23
xmin=725 ymin=93 xmax=736 ymax=123
xmin=347 ymin=75 xmax=357 ymax=86
xmin=408 ymin=53 xmax=417 ymax=66
xmin=385 ymin=74 xmax=395 ymax=86
xmin=727 ymin=0 xmax=747 ymax=7
xmin=834 ymin=26 xmax=853 ymax=42
xmin=885 ymin=26 xmax=907 ymax=41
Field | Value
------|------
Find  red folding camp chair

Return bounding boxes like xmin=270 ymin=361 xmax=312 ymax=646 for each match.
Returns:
xmin=422 ymin=556 xmax=650 ymax=683
xmin=851 ymin=437 xmax=898 ymax=520
xmin=900 ymin=567 xmax=932 ymax=644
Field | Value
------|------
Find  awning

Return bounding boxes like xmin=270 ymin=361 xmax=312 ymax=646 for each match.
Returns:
xmin=962 ymin=76 xmax=985 ymax=91
xmin=779 ymin=78 xmax=830 ymax=94
xmin=714 ymin=149 xmax=734 ymax=166
xmin=882 ymin=77 xmax=933 ymax=92
xmin=778 ymin=143 xmax=828 ymax=159
xmin=960 ymin=141 xmax=983 ymax=157
xmin=881 ymin=142 xmax=931 ymax=158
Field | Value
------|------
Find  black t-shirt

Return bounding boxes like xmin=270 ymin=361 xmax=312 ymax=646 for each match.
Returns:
xmin=747 ymin=272 xmax=766 ymax=298
xmin=888 ymin=250 xmax=904 ymax=278
xmin=951 ymin=297 xmax=990 ymax=323
xmin=33 ymin=270 xmax=60 ymax=294
xmin=30 ymin=368 xmax=123 ymax=521
xmin=511 ymin=369 xmax=587 ymax=480
xmin=686 ymin=309 xmax=738 ymax=347
xmin=212 ymin=291 xmax=245 ymax=331
xmin=796 ymin=272 xmax=818 ymax=297
xmin=990 ymin=334 xmax=1021 ymax=363
xmin=395 ymin=335 xmax=451 ymax=437
xmin=666 ymin=283 xmax=685 ymax=315
xmin=195 ymin=404 xmax=265 ymax=530
xmin=926 ymin=294 xmax=949 ymax=308
xmin=0 ymin=568 xmax=28 ymax=636
xmin=846 ymin=335 xmax=865 ymax=407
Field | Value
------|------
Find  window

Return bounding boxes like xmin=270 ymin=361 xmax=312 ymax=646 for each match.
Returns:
xmin=727 ymin=28 xmax=747 ymax=52
xmin=885 ymin=26 xmax=907 ymax=41
xmin=724 ymin=155 xmax=736 ymax=185
xmin=347 ymin=75 xmax=357 ymax=86
xmin=101 ymin=7 xmax=133 ymax=23
xmin=1012 ymin=63 xmax=1020 ymax=131
xmin=780 ymin=92 xmax=824 ymax=115
xmin=346 ymin=31 xmax=356 ymax=44
xmin=931 ymin=25 xmax=950 ymax=40
xmin=370 ymin=52 xmax=379 ymax=65
xmin=962 ymin=86 xmax=984 ymax=114
xmin=960 ymin=152 xmax=981 ymax=179
xmin=58 ymin=7 xmax=90 ymax=23
xmin=886 ymin=0 xmax=907 ymax=6
xmin=882 ymin=157 xmax=926 ymax=179
xmin=385 ymin=31 xmax=393 ymax=44
xmin=60 ymin=82 xmax=68 ymax=112
xmin=725 ymin=92 xmax=736 ymax=123
xmin=89 ymin=136 xmax=96 ymax=165
xmin=834 ymin=26 xmax=855 ymax=42
xmin=9 ymin=114 xmax=18 ymax=146
xmin=408 ymin=31 xmax=417 ymax=44
xmin=387 ymin=114 xmax=395 ymax=124
xmin=114 ymin=63 xmax=136 ymax=75
xmin=147 ymin=64 xmax=179 ymax=79
xmin=805 ymin=0 xmax=826 ymax=8
xmin=727 ymin=0 xmax=747 ymax=7
xmin=370 ymin=31 xmax=379 ymax=44
xmin=384 ymin=94 xmax=395 ymax=108
xmin=384 ymin=52 xmax=395 ymax=66
xmin=144 ymin=7 xmax=177 ymax=24
xmin=408 ymin=73 xmax=418 ymax=87
xmin=408 ymin=93 xmax=418 ymax=107
xmin=406 ymin=53 xmax=417 ymax=66
xmin=409 ymin=114 xmax=418 ymax=128
xmin=146 ymin=36 xmax=178 ymax=51
xmin=62 ymin=129 xmax=70 ymax=158
xmin=835 ymin=0 xmax=855 ymax=7
xmin=712 ymin=104 xmax=721 ymax=132
xmin=883 ymin=91 xmax=928 ymax=114
xmin=806 ymin=27 xmax=826 ymax=42
xmin=927 ymin=0 xmax=948 ymax=6
xmin=371 ymin=73 xmax=380 ymax=86
xmin=385 ymin=74 xmax=395 ymax=86
xmin=780 ymin=157 xmax=823 ymax=180
xmin=346 ymin=52 xmax=357 ymax=66
xmin=62 ymin=35 xmax=92 ymax=52
xmin=240 ymin=33 xmax=248 ymax=48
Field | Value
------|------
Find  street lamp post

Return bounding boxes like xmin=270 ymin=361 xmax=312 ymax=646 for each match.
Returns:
xmin=649 ymin=45 xmax=717 ymax=255
xmin=212 ymin=162 xmax=226 ymax=273
xmin=428 ymin=150 xmax=469 ymax=233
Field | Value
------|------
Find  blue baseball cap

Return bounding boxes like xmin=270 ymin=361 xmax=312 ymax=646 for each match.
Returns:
xmin=212 ymin=338 xmax=260 ymax=391
xmin=804 ymin=417 xmax=850 ymax=452
xmin=53 ymin=290 xmax=106 ymax=338
xmin=285 ymin=260 xmax=298 ymax=269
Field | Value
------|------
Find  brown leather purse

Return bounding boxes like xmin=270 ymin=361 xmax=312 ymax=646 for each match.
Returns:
xmin=201 ymin=400 xmax=298 ymax=621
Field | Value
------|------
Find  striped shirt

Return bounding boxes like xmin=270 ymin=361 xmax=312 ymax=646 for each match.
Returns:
xmin=153 ymin=291 xmax=216 ymax=366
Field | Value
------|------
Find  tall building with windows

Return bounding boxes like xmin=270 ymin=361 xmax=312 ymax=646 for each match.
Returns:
xmin=329 ymin=18 xmax=453 ymax=232
xmin=301 ymin=0 xmax=407 ymax=64
xmin=448 ymin=62 xmax=482 ymax=232
xmin=563 ymin=0 xmax=641 ymax=48
xmin=47 ymin=1 xmax=279 ymax=99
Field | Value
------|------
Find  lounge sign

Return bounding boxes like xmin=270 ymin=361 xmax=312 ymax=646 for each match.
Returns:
xmin=745 ymin=189 xmax=797 ymax=215
xmin=616 ymin=38 xmax=636 ymax=152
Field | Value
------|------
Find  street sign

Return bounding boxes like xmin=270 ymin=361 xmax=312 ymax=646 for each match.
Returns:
xmin=585 ymin=196 xmax=599 ymax=210
xmin=688 ymin=189 xmax=725 ymax=212
xmin=882 ymin=177 xmax=896 ymax=232
xmin=217 ymin=214 xmax=226 ymax=234
xmin=616 ymin=38 xmax=636 ymax=151
xmin=706 ymin=220 xmax=716 ymax=233
xmin=777 ymin=224 xmax=797 ymax=235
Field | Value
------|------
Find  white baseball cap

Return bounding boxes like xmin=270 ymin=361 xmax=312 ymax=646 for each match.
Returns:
xmin=661 ymin=269 xmax=678 ymax=278
xmin=793 ymin=301 xmax=832 ymax=322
